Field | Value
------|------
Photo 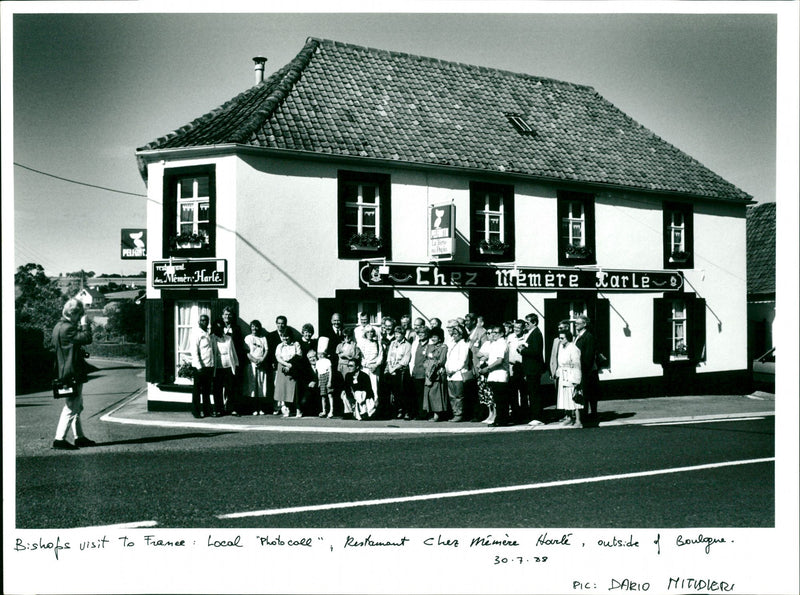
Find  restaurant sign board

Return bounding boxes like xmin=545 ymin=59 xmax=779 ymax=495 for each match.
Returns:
xmin=359 ymin=262 xmax=683 ymax=292
xmin=152 ymin=259 xmax=227 ymax=288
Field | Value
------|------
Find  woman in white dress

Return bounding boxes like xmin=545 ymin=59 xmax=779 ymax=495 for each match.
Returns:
xmin=359 ymin=327 xmax=383 ymax=404
xmin=244 ymin=320 xmax=269 ymax=415
xmin=274 ymin=332 xmax=303 ymax=417
xmin=555 ymin=329 xmax=583 ymax=428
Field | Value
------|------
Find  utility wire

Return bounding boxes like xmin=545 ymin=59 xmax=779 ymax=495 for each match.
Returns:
xmin=14 ymin=162 xmax=147 ymax=198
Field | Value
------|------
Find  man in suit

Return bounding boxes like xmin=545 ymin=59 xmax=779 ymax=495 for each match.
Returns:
xmin=222 ymin=306 xmax=247 ymax=415
xmin=519 ymin=313 xmax=546 ymax=426
xmin=574 ymin=314 xmax=600 ymax=421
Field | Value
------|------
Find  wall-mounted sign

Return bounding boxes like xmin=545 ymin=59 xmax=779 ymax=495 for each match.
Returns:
xmin=152 ymin=259 xmax=227 ymax=288
xmin=359 ymin=262 xmax=683 ymax=292
xmin=121 ymin=229 xmax=147 ymax=259
xmin=429 ymin=204 xmax=455 ymax=259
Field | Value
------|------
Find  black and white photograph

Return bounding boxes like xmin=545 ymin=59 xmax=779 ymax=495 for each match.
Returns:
xmin=3 ymin=2 xmax=798 ymax=594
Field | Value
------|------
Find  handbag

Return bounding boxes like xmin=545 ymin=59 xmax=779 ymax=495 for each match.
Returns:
xmin=573 ymin=386 xmax=585 ymax=406
xmin=52 ymin=377 xmax=77 ymax=399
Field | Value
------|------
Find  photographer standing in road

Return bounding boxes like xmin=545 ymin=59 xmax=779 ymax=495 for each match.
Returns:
xmin=52 ymin=298 xmax=95 ymax=450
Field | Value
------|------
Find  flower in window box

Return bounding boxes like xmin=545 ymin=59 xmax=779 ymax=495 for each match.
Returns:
xmin=478 ymin=238 xmax=510 ymax=255
xmin=177 ymin=360 xmax=197 ymax=379
xmin=171 ymin=231 xmax=209 ymax=249
xmin=565 ymin=244 xmax=592 ymax=259
xmin=348 ymin=233 xmax=383 ymax=251
xmin=670 ymin=250 xmax=691 ymax=262
xmin=670 ymin=343 xmax=689 ymax=359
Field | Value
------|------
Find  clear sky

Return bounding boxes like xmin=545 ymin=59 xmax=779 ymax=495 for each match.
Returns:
xmin=5 ymin=5 xmax=785 ymax=276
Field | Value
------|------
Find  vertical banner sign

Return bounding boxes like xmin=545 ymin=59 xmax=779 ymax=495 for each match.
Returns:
xmin=121 ymin=229 xmax=147 ymax=259
xmin=429 ymin=203 xmax=455 ymax=259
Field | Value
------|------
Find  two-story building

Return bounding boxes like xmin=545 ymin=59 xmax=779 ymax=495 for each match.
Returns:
xmin=136 ymin=37 xmax=752 ymax=411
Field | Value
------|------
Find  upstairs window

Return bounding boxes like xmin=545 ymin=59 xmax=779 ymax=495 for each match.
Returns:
xmin=163 ymin=165 xmax=216 ymax=257
xmin=663 ymin=202 xmax=694 ymax=269
xmin=470 ymin=182 xmax=515 ymax=263
xmin=338 ymin=171 xmax=391 ymax=259
xmin=558 ymin=191 xmax=596 ymax=265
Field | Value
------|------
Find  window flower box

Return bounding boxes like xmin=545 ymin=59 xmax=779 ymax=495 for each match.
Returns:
xmin=478 ymin=239 xmax=510 ymax=256
xmin=348 ymin=233 xmax=383 ymax=251
xmin=171 ymin=231 xmax=209 ymax=250
xmin=670 ymin=344 xmax=689 ymax=360
xmin=565 ymin=244 xmax=592 ymax=259
xmin=669 ymin=250 xmax=691 ymax=263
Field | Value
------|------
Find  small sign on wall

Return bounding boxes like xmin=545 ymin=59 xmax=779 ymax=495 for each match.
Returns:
xmin=429 ymin=203 xmax=455 ymax=260
xmin=121 ymin=229 xmax=147 ymax=259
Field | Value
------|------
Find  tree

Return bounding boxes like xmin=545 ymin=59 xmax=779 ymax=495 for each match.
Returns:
xmin=104 ymin=300 xmax=145 ymax=343
xmin=15 ymin=263 xmax=67 ymax=348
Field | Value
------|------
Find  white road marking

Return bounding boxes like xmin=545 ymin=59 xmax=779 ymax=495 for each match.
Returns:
xmin=217 ymin=457 xmax=775 ymax=519
xmin=645 ymin=416 xmax=766 ymax=426
xmin=78 ymin=520 xmax=158 ymax=529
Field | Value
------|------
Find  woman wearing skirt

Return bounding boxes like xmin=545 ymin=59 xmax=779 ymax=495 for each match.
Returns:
xmin=555 ymin=328 xmax=583 ymax=428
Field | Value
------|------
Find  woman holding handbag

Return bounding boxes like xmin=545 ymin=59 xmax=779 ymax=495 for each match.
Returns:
xmin=555 ymin=329 xmax=584 ymax=428
xmin=52 ymin=298 xmax=95 ymax=450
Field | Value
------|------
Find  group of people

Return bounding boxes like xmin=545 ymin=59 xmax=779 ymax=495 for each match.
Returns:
xmin=188 ymin=307 xmax=601 ymax=428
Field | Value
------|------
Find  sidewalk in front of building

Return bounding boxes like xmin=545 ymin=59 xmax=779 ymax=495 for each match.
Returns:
xmin=101 ymin=390 xmax=775 ymax=434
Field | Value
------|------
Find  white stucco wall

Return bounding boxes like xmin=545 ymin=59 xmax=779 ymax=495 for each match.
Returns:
xmin=143 ymin=150 xmax=749 ymax=404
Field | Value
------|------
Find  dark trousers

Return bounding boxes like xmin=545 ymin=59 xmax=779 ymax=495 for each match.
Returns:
xmin=509 ymin=365 xmax=528 ymax=422
xmin=213 ymin=367 xmax=234 ymax=414
xmin=489 ymin=381 xmax=510 ymax=424
xmin=192 ymin=367 xmax=214 ymax=416
xmin=463 ymin=378 xmax=483 ymax=421
xmin=582 ymin=371 xmax=601 ymax=417
xmin=410 ymin=377 xmax=425 ymax=419
xmin=525 ymin=371 xmax=543 ymax=421
xmin=386 ymin=369 xmax=409 ymax=417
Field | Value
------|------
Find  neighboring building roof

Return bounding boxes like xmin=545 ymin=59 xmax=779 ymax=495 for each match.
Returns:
xmin=104 ymin=289 xmax=146 ymax=302
xmin=76 ymin=287 xmax=105 ymax=300
xmin=138 ymin=37 xmax=751 ymax=202
xmin=746 ymin=201 xmax=776 ymax=296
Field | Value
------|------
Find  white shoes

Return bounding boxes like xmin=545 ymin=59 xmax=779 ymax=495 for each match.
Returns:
xmin=528 ymin=419 xmax=545 ymax=427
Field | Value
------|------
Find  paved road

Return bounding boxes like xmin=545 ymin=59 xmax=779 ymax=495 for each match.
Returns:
xmin=15 ymin=361 xmax=774 ymax=529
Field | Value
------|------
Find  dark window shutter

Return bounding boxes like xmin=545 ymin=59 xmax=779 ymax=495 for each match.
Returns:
xmin=212 ymin=298 xmax=237 ymax=323
xmin=145 ymin=299 xmax=165 ymax=383
xmin=556 ymin=196 xmax=568 ymax=266
xmin=503 ymin=185 xmax=515 ymax=262
xmin=163 ymin=302 xmax=175 ymax=382
xmin=653 ymin=297 xmax=669 ymax=364
xmin=383 ymin=297 xmax=411 ymax=325
xmin=544 ymin=298 xmax=572 ymax=370
xmin=689 ymin=296 xmax=706 ymax=362
xmin=317 ymin=298 xmax=339 ymax=336
xmin=584 ymin=197 xmax=596 ymax=264
xmin=594 ymin=298 xmax=611 ymax=368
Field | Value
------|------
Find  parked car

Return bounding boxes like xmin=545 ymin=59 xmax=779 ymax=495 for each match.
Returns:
xmin=752 ymin=347 xmax=775 ymax=392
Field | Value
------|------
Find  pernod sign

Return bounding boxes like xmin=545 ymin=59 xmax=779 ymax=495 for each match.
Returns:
xmin=153 ymin=259 xmax=227 ymax=288
xmin=360 ymin=262 xmax=683 ymax=292
xmin=121 ymin=229 xmax=147 ymax=260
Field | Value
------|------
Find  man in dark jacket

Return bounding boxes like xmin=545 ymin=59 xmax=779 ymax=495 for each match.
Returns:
xmin=574 ymin=314 xmax=600 ymax=421
xmin=518 ymin=313 xmax=546 ymax=426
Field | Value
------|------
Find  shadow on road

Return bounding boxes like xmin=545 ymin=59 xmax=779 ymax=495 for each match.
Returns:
xmin=96 ymin=432 xmax=235 ymax=447
xmin=584 ymin=410 xmax=636 ymax=428
xmin=89 ymin=365 xmax=144 ymax=371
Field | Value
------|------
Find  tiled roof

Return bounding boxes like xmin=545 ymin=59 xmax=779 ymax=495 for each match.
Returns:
xmin=138 ymin=37 xmax=751 ymax=202
xmin=746 ymin=202 xmax=776 ymax=295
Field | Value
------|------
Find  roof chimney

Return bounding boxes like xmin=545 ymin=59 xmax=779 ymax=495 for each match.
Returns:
xmin=253 ymin=56 xmax=268 ymax=84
